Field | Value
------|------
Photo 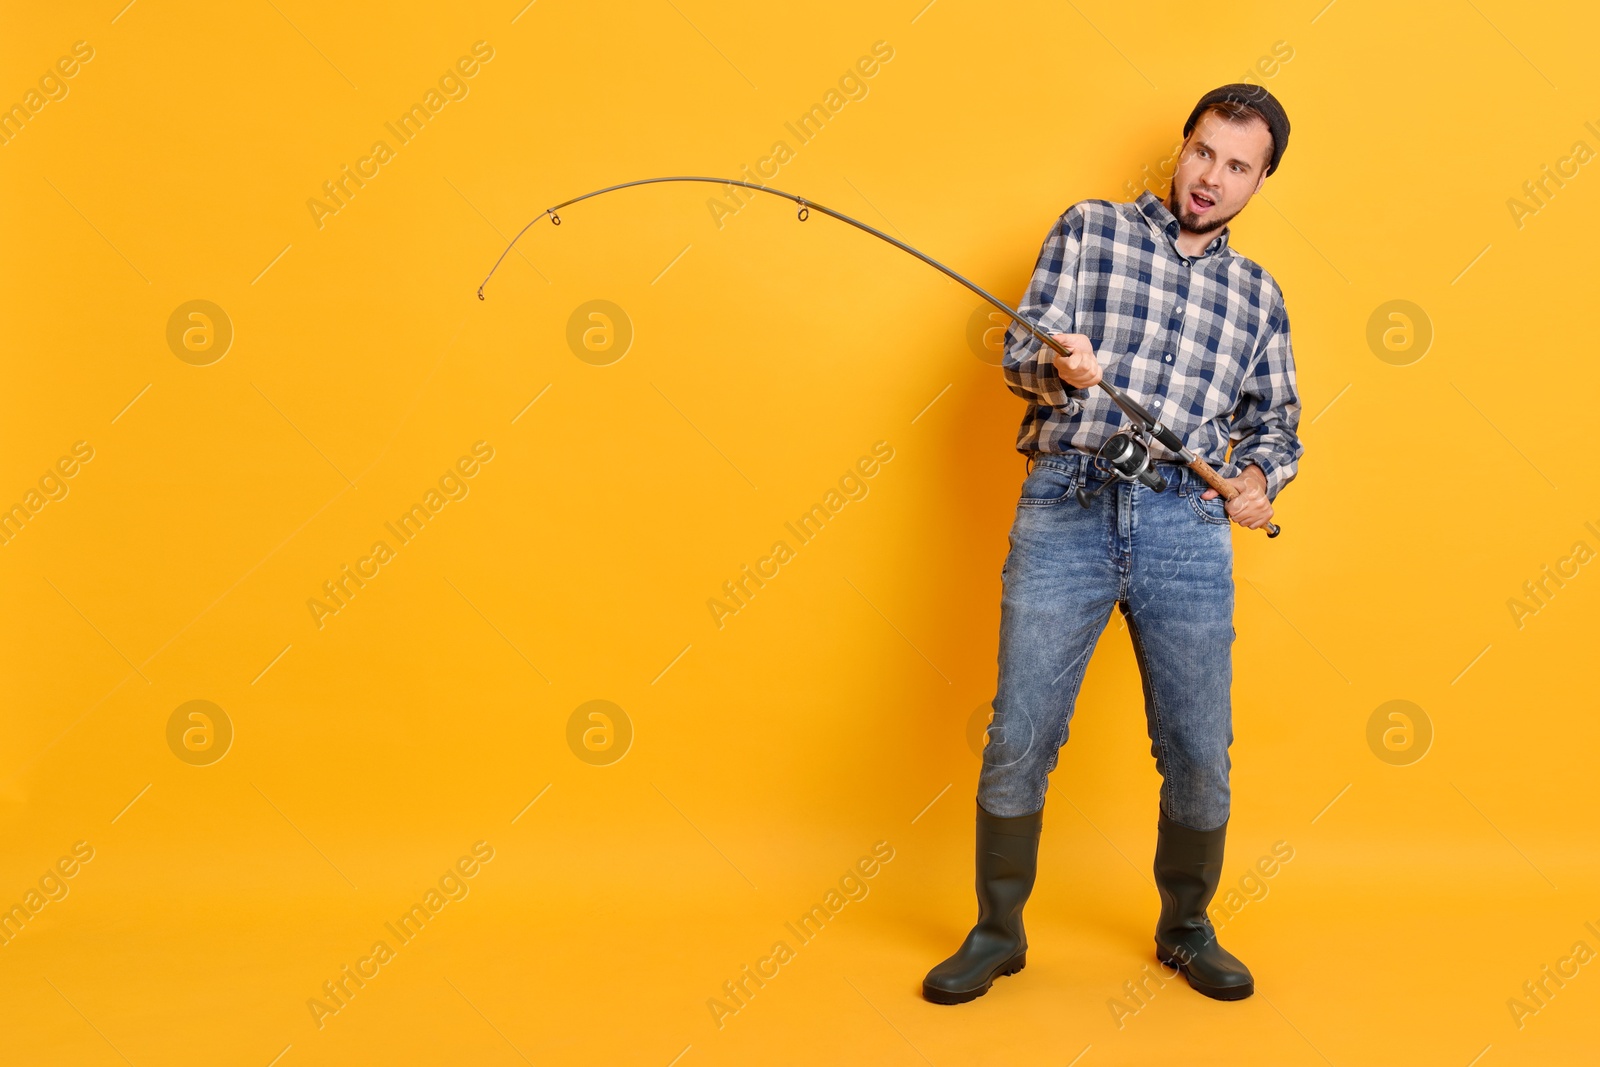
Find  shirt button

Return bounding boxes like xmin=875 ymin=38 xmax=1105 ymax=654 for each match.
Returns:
xmin=1164 ymin=354 xmax=1173 ymax=362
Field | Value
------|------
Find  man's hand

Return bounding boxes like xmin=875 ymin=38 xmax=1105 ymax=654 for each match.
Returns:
xmin=1201 ymin=464 xmax=1273 ymax=529
xmin=1050 ymin=333 xmax=1103 ymax=389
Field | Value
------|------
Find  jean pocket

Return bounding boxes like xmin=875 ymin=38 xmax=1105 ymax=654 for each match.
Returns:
xmin=1019 ymin=465 xmax=1076 ymax=507
xmin=1188 ymin=489 xmax=1231 ymax=525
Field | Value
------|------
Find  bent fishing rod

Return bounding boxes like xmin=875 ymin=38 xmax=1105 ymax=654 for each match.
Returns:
xmin=477 ymin=176 xmax=1280 ymax=537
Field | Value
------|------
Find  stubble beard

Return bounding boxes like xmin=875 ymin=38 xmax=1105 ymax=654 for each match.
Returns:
xmin=1167 ymin=184 xmax=1240 ymax=236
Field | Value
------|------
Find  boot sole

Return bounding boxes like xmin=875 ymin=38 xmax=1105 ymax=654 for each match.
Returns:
xmin=1156 ymin=951 xmax=1253 ymax=1001
xmin=921 ymin=951 xmax=1026 ymax=1005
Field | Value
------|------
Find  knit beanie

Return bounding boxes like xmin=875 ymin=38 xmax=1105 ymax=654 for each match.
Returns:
xmin=1182 ymin=83 xmax=1290 ymax=176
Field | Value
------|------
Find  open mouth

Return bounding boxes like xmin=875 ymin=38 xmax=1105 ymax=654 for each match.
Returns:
xmin=1188 ymin=189 xmax=1216 ymax=214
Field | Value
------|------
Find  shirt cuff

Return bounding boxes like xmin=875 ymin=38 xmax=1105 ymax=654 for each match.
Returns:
xmin=1231 ymin=454 xmax=1289 ymax=502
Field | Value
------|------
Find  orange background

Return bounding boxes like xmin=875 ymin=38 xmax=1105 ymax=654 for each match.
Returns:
xmin=1 ymin=1 xmax=1597 ymax=1064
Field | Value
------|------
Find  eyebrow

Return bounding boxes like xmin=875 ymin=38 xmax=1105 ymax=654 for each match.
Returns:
xmin=1195 ymin=139 xmax=1255 ymax=171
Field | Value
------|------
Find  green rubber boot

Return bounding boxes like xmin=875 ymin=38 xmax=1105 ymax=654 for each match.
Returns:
xmin=922 ymin=800 xmax=1043 ymax=1005
xmin=1152 ymin=809 xmax=1254 ymax=1000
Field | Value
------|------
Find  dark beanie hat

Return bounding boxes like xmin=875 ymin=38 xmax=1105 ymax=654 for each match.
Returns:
xmin=1182 ymin=83 xmax=1291 ymax=176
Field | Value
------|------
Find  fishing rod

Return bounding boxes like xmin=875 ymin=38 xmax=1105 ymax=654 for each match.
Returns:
xmin=477 ymin=176 xmax=1280 ymax=537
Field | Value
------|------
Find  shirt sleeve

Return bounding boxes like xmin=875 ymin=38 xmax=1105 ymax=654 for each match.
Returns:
xmin=1000 ymin=207 xmax=1092 ymax=408
xmin=1226 ymin=285 xmax=1304 ymax=502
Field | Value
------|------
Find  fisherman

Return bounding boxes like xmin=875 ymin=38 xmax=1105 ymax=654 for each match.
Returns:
xmin=923 ymin=84 xmax=1305 ymax=1004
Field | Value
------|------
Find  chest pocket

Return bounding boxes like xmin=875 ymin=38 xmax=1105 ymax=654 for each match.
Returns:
xmin=1074 ymin=265 xmax=1151 ymax=365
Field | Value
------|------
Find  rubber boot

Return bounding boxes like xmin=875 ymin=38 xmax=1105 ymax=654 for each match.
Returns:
xmin=921 ymin=800 xmax=1043 ymax=1005
xmin=1152 ymin=809 xmax=1254 ymax=1000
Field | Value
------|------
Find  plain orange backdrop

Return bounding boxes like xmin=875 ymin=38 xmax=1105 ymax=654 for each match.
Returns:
xmin=1 ymin=1 xmax=1597 ymax=1064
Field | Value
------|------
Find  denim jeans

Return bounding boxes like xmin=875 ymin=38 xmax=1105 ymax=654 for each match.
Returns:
xmin=976 ymin=449 xmax=1236 ymax=831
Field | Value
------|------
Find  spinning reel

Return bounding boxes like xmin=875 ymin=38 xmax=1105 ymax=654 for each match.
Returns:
xmin=1075 ymin=427 xmax=1168 ymax=508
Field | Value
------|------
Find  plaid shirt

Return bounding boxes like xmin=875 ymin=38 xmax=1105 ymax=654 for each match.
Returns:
xmin=1001 ymin=191 xmax=1304 ymax=502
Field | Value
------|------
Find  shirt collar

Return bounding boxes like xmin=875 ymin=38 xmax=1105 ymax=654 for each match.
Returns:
xmin=1136 ymin=190 xmax=1230 ymax=261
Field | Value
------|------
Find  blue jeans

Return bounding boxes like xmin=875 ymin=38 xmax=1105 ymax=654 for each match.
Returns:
xmin=976 ymin=449 xmax=1236 ymax=831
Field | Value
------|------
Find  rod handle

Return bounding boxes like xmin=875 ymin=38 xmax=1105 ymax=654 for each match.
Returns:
xmin=1189 ymin=459 xmax=1282 ymax=538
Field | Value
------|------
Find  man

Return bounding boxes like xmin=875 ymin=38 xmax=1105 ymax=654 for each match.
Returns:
xmin=923 ymin=84 xmax=1304 ymax=1005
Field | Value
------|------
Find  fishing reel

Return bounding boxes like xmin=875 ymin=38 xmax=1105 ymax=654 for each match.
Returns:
xmin=1076 ymin=427 xmax=1168 ymax=508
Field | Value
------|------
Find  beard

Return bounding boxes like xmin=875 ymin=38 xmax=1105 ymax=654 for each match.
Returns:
xmin=1167 ymin=184 xmax=1241 ymax=235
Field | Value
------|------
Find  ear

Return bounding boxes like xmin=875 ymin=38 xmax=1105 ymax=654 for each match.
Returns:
xmin=1252 ymin=168 xmax=1269 ymax=195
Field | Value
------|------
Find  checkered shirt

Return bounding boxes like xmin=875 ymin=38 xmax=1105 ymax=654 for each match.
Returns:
xmin=1000 ymin=190 xmax=1304 ymax=502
